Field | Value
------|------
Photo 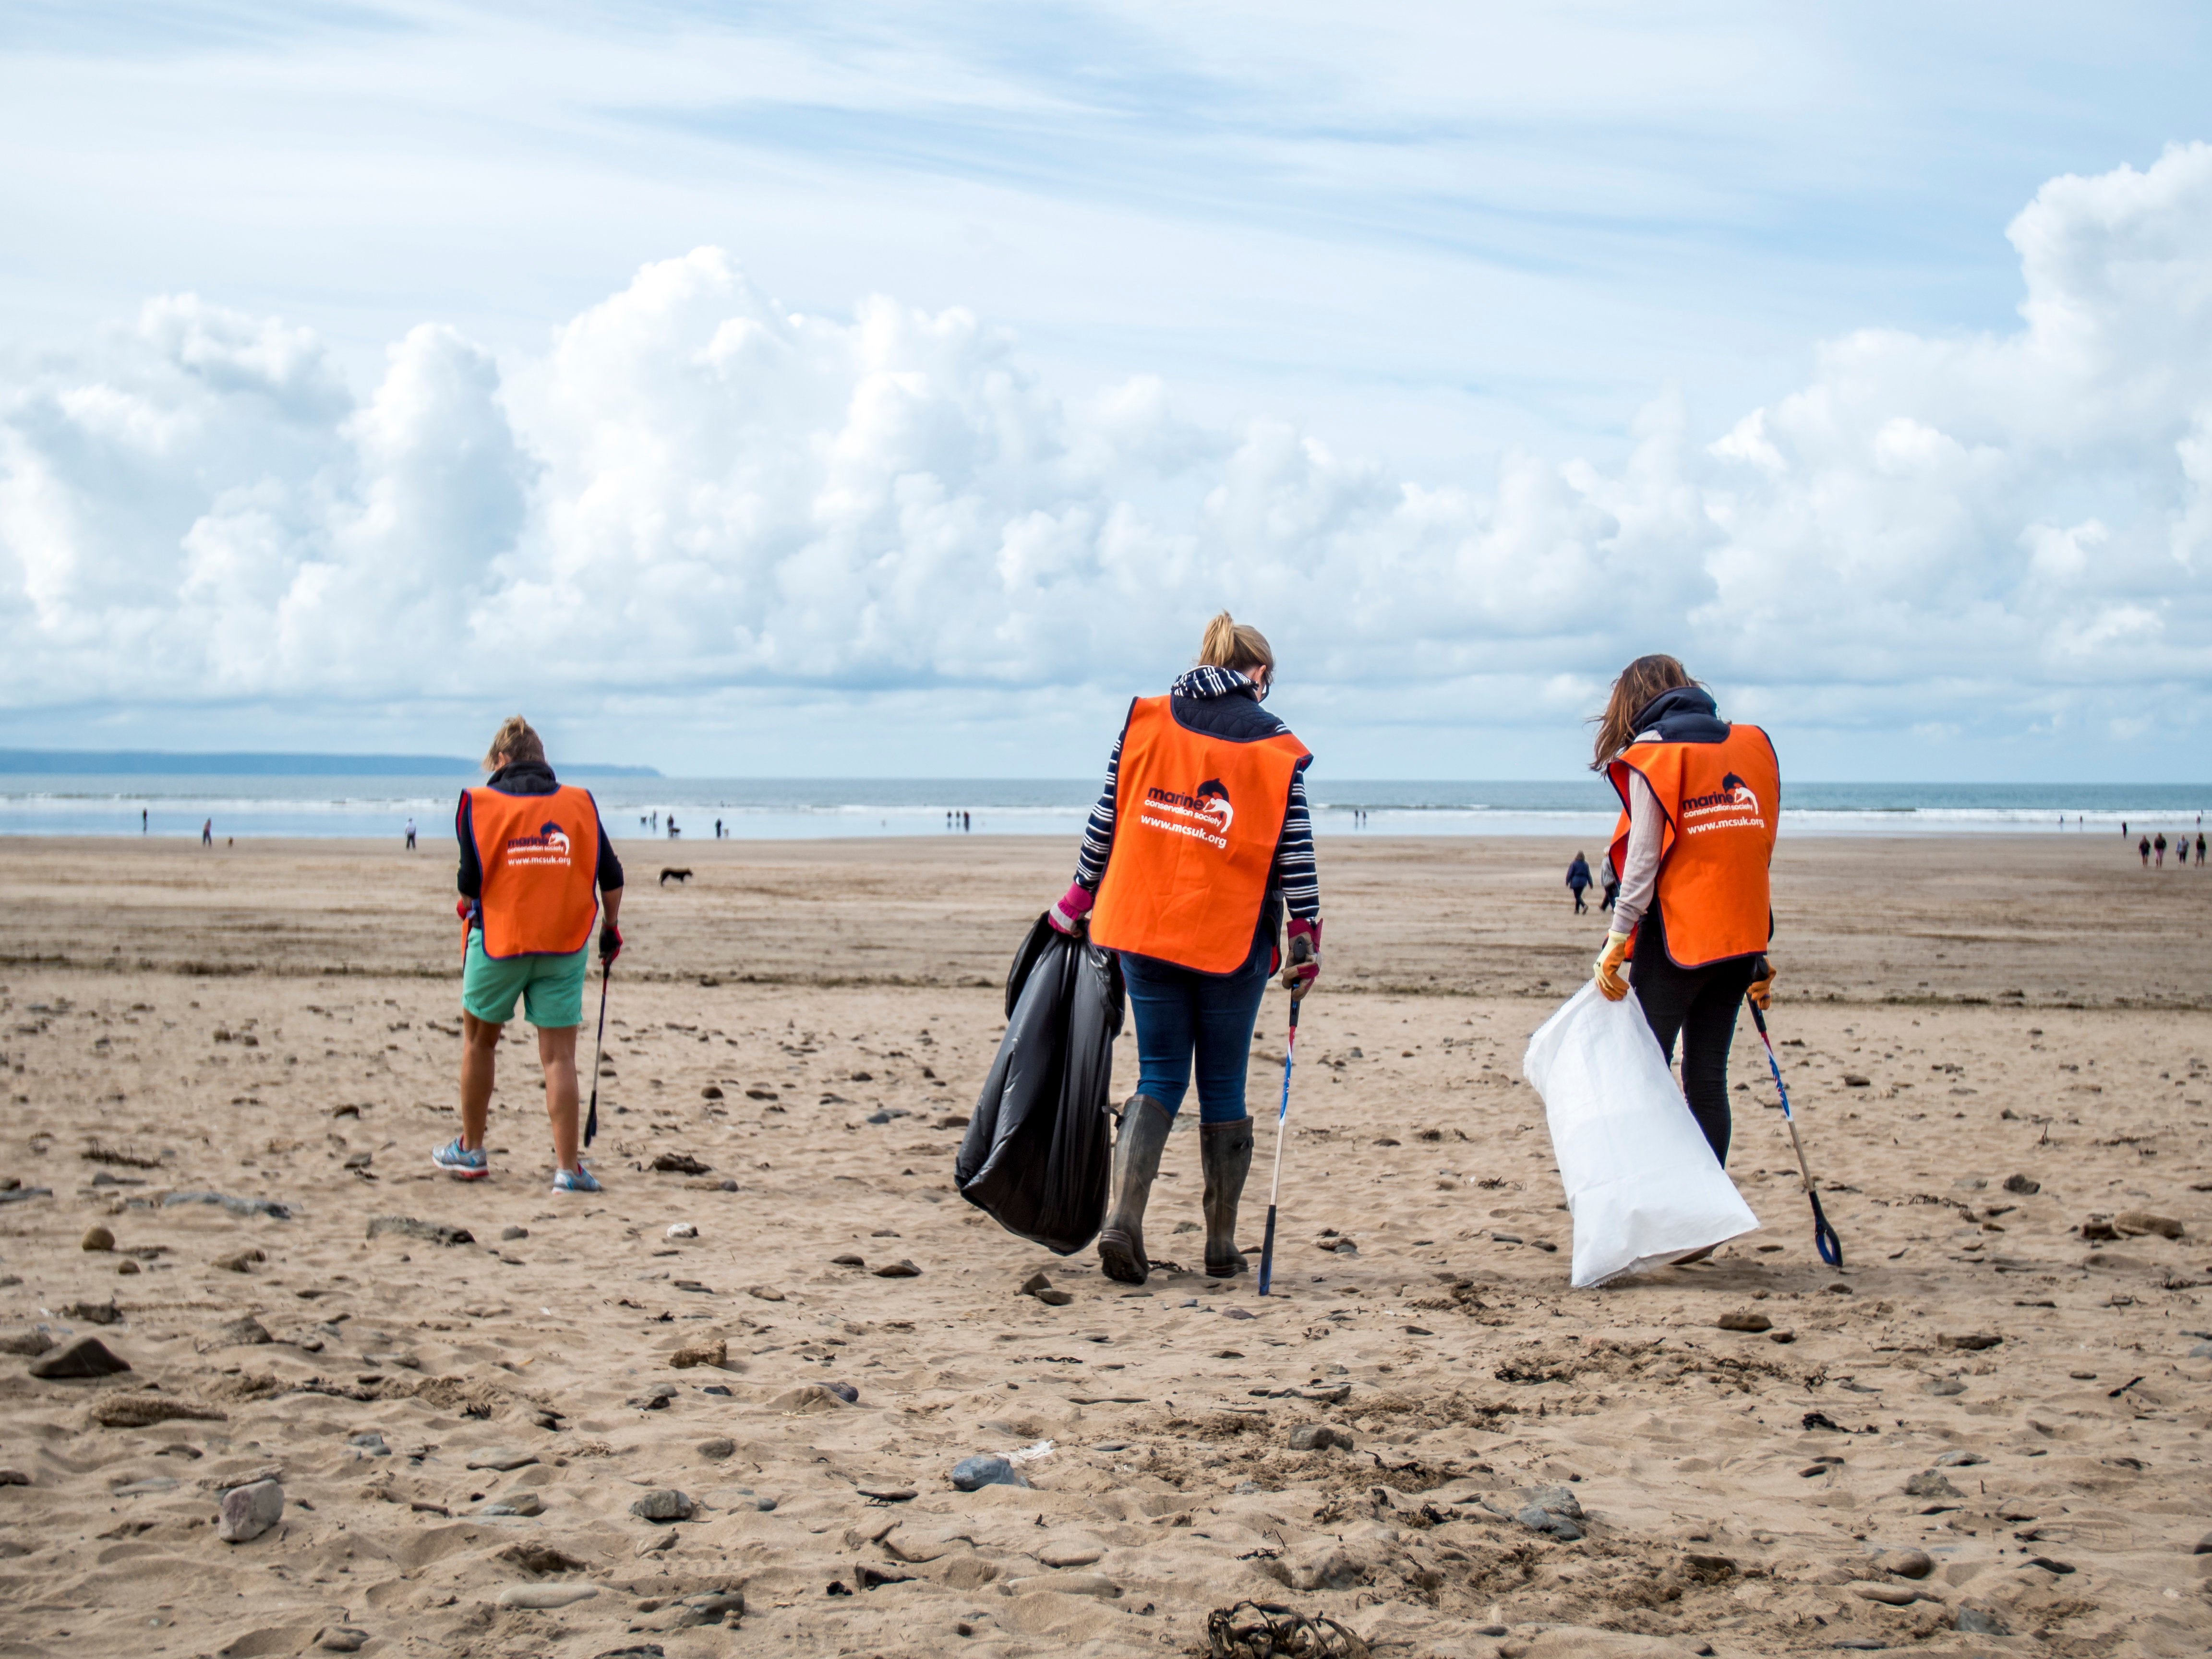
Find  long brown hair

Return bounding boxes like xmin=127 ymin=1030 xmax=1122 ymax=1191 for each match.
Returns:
xmin=1589 ymin=655 xmax=1695 ymax=769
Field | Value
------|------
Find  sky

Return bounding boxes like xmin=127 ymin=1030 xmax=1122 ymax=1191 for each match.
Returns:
xmin=1 ymin=1 xmax=2210 ymax=779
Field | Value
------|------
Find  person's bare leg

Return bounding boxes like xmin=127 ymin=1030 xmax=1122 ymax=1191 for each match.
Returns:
xmin=460 ymin=1013 xmax=503 ymax=1149
xmin=538 ymin=1025 xmax=580 ymax=1171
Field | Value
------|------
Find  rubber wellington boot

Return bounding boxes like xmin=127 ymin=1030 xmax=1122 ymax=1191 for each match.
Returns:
xmin=1097 ymin=1094 xmax=1172 ymax=1286
xmin=1200 ymin=1116 xmax=1254 ymax=1276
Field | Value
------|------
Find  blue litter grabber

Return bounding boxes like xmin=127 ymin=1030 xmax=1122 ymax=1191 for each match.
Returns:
xmin=1745 ymin=984 xmax=1842 ymax=1268
xmin=1255 ymin=999 xmax=1299 ymax=1297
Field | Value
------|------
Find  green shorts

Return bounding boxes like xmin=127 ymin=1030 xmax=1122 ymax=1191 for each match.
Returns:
xmin=461 ymin=932 xmax=589 ymax=1029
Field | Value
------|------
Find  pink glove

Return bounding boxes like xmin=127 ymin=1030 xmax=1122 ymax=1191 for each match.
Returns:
xmin=1046 ymin=881 xmax=1094 ymax=935
xmin=1282 ymin=917 xmax=1321 ymax=999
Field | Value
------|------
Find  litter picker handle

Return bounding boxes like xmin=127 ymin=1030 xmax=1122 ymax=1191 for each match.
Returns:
xmin=1256 ymin=1001 xmax=1298 ymax=1298
xmin=584 ymin=964 xmax=611 ymax=1148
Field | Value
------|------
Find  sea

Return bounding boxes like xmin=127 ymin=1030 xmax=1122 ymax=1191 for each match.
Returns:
xmin=0 ymin=777 xmax=2205 ymax=844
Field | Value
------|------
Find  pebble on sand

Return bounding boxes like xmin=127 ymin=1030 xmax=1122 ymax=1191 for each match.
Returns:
xmin=951 ymin=1455 xmax=1029 ymax=1491
xmin=315 ymin=1628 xmax=370 ymax=1653
xmin=1716 ymin=1310 xmax=1773 ymax=1333
xmin=2114 ymin=1210 xmax=2185 ymax=1239
xmin=59 ymin=1298 xmax=120 ymax=1325
xmin=2003 ymin=1174 xmax=2041 ymax=1195
xmin=201 ymin=1314 xmax=273 ymax=1350
xmin=1286 ymin=1425 xmax=1354 ymax=1451
xmin=630 ymin=1488 xmax=696 ymax=1522
xmin=465 ymin=1448 xmax=540 ymax=1471
xmin=217 ymin=1479 xmax=283 ymax=1544
xmin=0 ymin=1330 xmax=54 ymax=1357
xmin=696 ymin=1437 xmax=736 ymax=1461
xmin=1903 ymin=1470 xmax=1966 ymax=1501
xmin=1937 ymin=1332 xmax=2001 ymax=1350
xmin=666 ymin=1222 xmax=698 ymax=1239
xmin=213 ymin=1248 xmax=265 ymax=1272
xmin=496 ymin=1583 xmax=597 ymax=1609
xmin=669 ymin=1337 xmax=727 ymax=1369
xmin=873 ymin=1259 xmax=922 ymax=1278
xmin=1876 ymin=1548 xmax=1935 ymax=1579
xmin=27 ymin=1334 xmax=131 ymax=1379
xmin=81 ymin=1225 xmax=114 ymax=1252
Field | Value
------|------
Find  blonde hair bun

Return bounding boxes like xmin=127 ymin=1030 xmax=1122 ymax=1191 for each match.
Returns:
xmin=483 ymin=715 xmax=545 ymax=769
xmin=1198 ymin=611 xmax=1275 ymax=676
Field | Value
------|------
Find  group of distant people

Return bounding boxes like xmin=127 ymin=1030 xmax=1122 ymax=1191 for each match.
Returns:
xmin=1565 ymin=849 xmax=1621 ymax=914
xmin=2139 ymin=830 xmax=2205 ymax=868
xmin=946 ymin=810 xmax=972 ymax=831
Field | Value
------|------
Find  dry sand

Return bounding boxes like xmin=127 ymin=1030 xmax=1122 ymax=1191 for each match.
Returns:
xmin=0 ymin=832 xmax=2207 ymax=1659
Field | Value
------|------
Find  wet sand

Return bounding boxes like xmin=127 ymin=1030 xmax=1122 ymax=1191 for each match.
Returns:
xmin=0 ymin=832 xmax=2206 ymax=1659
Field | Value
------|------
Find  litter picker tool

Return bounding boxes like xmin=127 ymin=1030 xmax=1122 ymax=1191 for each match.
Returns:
xmin=583 ymin=963 xmax=610 ymax=1149
xmin=1255 ymin=999 xmax=1299 ymax=1297
xmin=1745 ymin=987 xmax=1842 ymax=1268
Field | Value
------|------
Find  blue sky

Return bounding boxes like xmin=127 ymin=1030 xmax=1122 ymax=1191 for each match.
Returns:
xmin=1 ymin=2 xmax=2209 ymax=777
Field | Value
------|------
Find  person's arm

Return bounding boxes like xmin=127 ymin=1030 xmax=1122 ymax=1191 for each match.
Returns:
xmin=1072 ymin=733 xmax=1123 ymax=891
xmin=455 ymin=793 xmax=481 ymax=901
xmin=1269 ymin=763 xmax=1319 ymax=921
xmin=591 ymin=799 xmax=624 ymax=894
xmin=1609 ymin=773 xmax=1665 ymax=933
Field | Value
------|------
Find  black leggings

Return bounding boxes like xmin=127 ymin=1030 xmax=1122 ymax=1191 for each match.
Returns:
xmin=1630 ymin=904 xmax=1757 ymax=1165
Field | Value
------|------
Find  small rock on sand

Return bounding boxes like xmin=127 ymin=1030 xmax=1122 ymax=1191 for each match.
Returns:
xmin=465 ymin=1448 xmax=539 ymax=1471
xmin=746 ymin=1285 xmax=785 ymax=1302
xmin=873 ymin=1259 xmax=922 ymax=1278
xmin=28 ymin=1334 xmax=130 ymax=1379
xmin=2003 ymin=1174 xmax=2040 ymax=1195
xmin=315 ymin=1629 xmax=370 ymax=1653
xmin=2115 ymin=1210 xmax=2184 ymax=1239
xmin=1925 ymin=1376 xmax=1966 ymax=1396
xmin=201 ymin=1314 xmax=272 ymax=1350
xmin=1903 ymin=1470 xmax=1965 ymax=1500
xmin=89 ymin=1393 xmax=226 ymax=1427
xmin=496 ymin=1584 xmax=597 ymax=1609
xmin=696 ymin=1437 xmax=735 ymax=1460
xmin=951 ymin=1455 xmax=1028 ymax=1491
xmin=0 ymin=1331 xmax=54 ymax=1357
xmin=500 ymin=1226 xmax=528 ymax=1242
xmin=630 ymin=1488 xmax=695 ymax=1522
xmin=1002 ymin=1571 xmax=1119 ymax=1599
xmin=1877 ymin=1548 xmax=1935 ymax=1579
xmin=1038 ymin=1540 xmax=1104 ymax=1567
xmin=81 ymin=1225 xmax=113 ymax=1252
xmin=1852 ymin=1581 xmax=1919 ymax=1605
xmin=669 ymin=1337 xmax=726 ymax=1369
xmin=217 ymin=1479 xmax=283 ymax=1543
xmin=1287 ymin=1424 xmax=1354 ymax=1451
xmin=366 ymin=1215 xmax=473 ymax=1246
xmin=59 ymin=1298 xmax=120 ymax=1326
xmin=213 ymin=1249 xmax=264 ymax=1272
xmin=1716 ymin=1310 xmax=1772 ymax=1332
xmin=1938 ymin=1332 xmax=2001 ymax=1350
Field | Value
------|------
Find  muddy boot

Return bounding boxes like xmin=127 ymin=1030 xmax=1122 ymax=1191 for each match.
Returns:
xmin=1097 ymin=1094 xmax=1172 ymax=1285
xmin=1200 ymin=1116 xmax=1254 ymax=1277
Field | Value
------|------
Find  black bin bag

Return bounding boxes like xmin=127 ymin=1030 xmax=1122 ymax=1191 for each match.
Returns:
xmin=954 ymin=912 xmax=1125 ymax=1254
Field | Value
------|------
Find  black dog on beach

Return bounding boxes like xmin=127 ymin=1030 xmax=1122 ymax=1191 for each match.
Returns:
xmin=659 ymin=867 xmax=693 ymax=886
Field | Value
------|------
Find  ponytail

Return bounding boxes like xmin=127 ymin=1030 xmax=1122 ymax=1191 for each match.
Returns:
xmin=1197 ymin=611 xmax=1276 ymax=678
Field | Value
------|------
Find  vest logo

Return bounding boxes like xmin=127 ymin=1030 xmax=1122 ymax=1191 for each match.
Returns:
xmin=1140 ymin=779 xmax=1235 ymax=850
xmin=504 ymin=820 xmax=574 ymax=866
xmin=1683 ymin=772 xmax=1759 ymax=820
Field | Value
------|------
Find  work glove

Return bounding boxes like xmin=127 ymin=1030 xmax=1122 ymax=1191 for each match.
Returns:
xmin=1747 ymin=956 xmax=1775 ymax=1011
xmin=1593 ymin=931 xmax=1632 ymax=1001
xmin=1281 ymin=917 xmax=1322 ymax=1001
xmin=599 ymin=920 xmax=624 ymax=967
xmin=1046 ymin=880 xmax=1094 ymax=936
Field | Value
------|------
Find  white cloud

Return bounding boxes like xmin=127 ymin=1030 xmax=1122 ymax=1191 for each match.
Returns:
xmin=3 ymin=148 xmax=2212 ymax=772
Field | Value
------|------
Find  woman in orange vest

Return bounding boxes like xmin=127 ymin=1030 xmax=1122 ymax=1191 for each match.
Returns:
xmin=1590 ymin=656 xmax=1778 ymax=1166
xmin=433 ymin=716 xmax=625 ymax=1194
xmin=1046 ymin=613 xmax=1321 ymax=1285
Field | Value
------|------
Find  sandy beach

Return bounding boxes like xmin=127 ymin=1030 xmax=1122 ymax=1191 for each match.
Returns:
xmin=0 ymin=832 xmax=2207 ymax=1659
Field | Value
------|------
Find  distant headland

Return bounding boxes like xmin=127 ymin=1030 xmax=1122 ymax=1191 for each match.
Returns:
xmin=0 ymin=750 xmax=660 ymax=778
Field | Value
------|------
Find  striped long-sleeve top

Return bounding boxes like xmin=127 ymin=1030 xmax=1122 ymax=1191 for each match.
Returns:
xmin=1073 ymin=665 xmax=1320 ymax=920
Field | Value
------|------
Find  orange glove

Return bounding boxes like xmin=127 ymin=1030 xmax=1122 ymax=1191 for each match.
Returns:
xmin=1593 ymin=932 xmax=1632 ymax=1001
xmin=1747 ymin=956 xmax=1775 ymax=1010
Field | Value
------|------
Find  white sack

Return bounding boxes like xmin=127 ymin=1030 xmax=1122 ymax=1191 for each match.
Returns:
xmin=1521 ymin=982 xmax=1759 ymax=1288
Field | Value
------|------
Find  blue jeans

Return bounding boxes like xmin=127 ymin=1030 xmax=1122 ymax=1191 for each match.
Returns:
xmin=1119 ymin=947 xmax=1272 ymax=1123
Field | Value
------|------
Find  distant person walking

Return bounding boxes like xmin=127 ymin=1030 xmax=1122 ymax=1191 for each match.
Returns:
xmin=1047 ymin=612 xmax=1320 ymax=1286
xmin=1590 ymin=655 xmax=1778 ymax=1172
xmin=2154 ymin=832 xmax=2167 ymax=868
xmin=141 ymin=807 xmax=147 ymax=834
xmin=405 ymin=816 xmax=417 ymax=851
xmin=1600 ymin=851 xmax=1621 ymax=913
xmin=1566 ymin=851 xmax=1592 ymax=914
xmin=2141 ymin=834 xmax=2153 ymax=866
xmin=2197 ymin=831 xmax=2206 ymax=867
xmin=201 ymin=818 xmax=212 ymax=847
xmin=435 ymin=716 xmax=625 ymax=1195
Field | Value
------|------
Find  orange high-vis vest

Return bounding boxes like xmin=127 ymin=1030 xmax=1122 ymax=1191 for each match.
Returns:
xmin=1606 ymin=724 xmax=1779 ymax=969
xmin=1090 ymin=696 xmax=1310 ymax=974
xmin=465 ymin=784 xmax=603 ymax=959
